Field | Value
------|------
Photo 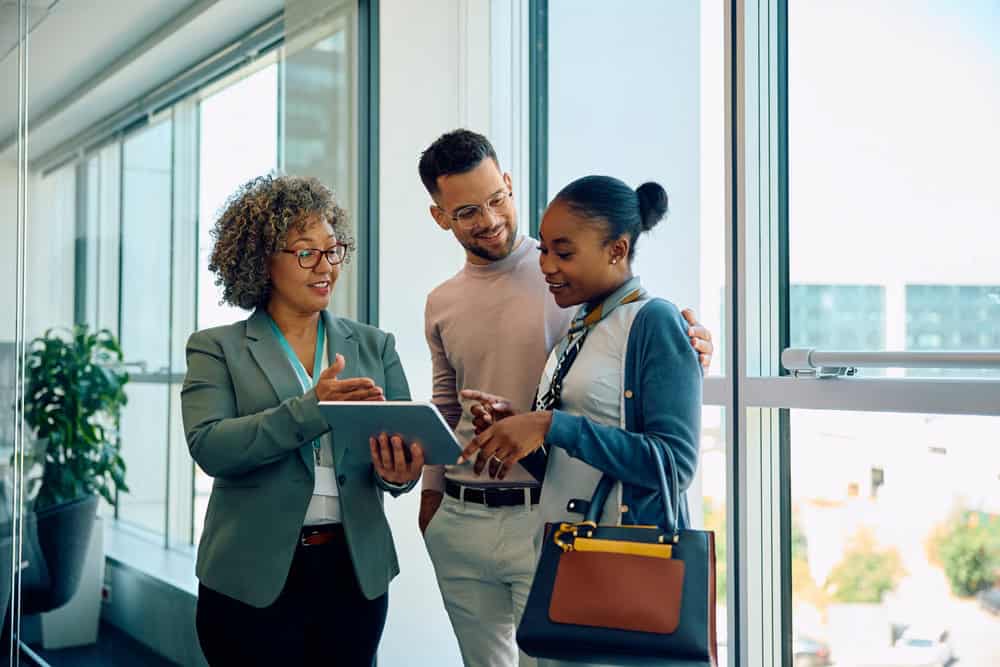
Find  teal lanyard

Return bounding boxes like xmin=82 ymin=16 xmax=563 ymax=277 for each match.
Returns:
xmin=268 ymin=315 xmax=326 ymax=455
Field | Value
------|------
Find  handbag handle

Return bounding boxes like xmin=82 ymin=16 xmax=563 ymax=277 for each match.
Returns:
xmin=583 ymin=445 xmax=680 ymax=537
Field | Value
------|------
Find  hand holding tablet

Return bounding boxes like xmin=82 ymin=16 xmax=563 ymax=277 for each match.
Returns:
xmin=369 ymin=432 xmax=424 ymax=484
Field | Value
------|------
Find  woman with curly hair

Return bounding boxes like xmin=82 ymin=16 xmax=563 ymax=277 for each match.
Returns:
xmin=181 ymin=174 xmax=423 ymax=665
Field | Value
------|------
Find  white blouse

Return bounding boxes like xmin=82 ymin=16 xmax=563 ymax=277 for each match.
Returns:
xmin=302 ymin=345 xmax=341 ymax=526
xmin=536 ymin=299 xmax=648 ymax=531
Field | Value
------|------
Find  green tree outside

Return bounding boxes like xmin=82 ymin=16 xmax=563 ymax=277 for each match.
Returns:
xmin=933 ymin=511 xmax=1000 ymax=597
xmin=824 ymin=529 xmax=905 ymax=604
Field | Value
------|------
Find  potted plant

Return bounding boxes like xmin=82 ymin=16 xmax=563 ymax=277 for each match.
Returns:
xmin=25 ymin=326 xmax=129 ymax=509
xmin=19 ymin=325 xmax=129 ymax=648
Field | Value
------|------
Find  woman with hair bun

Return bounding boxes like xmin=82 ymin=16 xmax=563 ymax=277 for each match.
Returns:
xmin=461 ymin=177 xmax=703 ymax=655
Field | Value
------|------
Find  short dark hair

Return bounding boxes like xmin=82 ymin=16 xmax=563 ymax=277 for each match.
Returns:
xmin=418 ymin=129 xmax=499 ymax=196
xmin=208 ymin=174 xmax=353 ymax=310
xmin=553 ymin=176 xmax=668 ymax=260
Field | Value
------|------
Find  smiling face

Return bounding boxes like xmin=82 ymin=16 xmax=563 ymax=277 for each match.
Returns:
xmin=538 ymin=198 xmax=630 ymax=309
xmin=430 ymin=158 xmax=518 ymax=264
xmin=266 ymin=214 xmax=340 ymax=316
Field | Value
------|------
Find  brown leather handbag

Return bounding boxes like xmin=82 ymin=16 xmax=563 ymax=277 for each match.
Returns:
xmin=516 ymin=446 xmax=718 ymax=666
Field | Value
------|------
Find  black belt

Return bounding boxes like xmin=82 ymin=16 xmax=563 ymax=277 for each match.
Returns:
xmin=299 ymin=523 xmax=344 ymax=547
xmin=444 ymin=479 xmax=541 ymax=508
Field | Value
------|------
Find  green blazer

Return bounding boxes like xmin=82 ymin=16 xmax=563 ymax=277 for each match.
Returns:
xmin=181 ymin=308 xmax=415 ymax=608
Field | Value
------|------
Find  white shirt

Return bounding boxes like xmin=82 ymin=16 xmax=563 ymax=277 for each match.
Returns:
xmin=536 ymin=300 xmax=648 ymax=529
xmin=302 ymin=345 xmax=342 ymax=525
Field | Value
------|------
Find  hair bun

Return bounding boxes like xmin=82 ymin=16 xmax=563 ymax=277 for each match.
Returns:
xmin=636 ymin=182 xmax=668 ymax=232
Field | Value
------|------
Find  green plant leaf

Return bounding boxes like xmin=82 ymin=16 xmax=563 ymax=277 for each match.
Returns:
xmin=24 ymin=325 xmax=131 ymax=510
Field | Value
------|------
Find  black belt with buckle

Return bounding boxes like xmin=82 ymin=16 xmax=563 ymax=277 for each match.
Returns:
xmin=300 ymin=523 xmax=343 ymax=547
xmin=444 ymin=479 xmax=541 ymax=508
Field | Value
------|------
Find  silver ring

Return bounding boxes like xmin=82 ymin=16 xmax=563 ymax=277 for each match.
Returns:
xmin=489 ymin=454 xmax=505 ymax=465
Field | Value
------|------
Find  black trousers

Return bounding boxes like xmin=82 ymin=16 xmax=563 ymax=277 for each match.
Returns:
xmin=196 ymin=527 xmax=388 ymax=666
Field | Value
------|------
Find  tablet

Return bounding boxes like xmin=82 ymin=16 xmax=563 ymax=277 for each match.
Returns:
xmin=318 ymin=401 xmax=462 ymax=465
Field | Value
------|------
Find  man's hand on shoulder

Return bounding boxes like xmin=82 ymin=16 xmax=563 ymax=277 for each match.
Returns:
xmin=682 ymin=308 xmax=714 ymax=371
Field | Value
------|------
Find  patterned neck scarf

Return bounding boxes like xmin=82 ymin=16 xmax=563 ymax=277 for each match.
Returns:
xmin=534 ymin=276 xmax=647 ymax=412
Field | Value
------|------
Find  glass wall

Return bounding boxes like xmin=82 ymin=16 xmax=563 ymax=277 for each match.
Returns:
xmin=2 ymin=1 xmax=28 ymax=657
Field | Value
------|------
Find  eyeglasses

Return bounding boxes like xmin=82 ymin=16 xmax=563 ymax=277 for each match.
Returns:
xmin=441 ymin=189 xmax=512 ymax=227
xmin=279 ymin=244 xmax=350 ymax=269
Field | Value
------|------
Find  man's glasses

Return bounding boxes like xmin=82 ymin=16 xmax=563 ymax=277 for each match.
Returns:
xmin=442 ymin=189 xmax=512 ymax=227
xmin=279 ymin=243 xmax=350 ymax=269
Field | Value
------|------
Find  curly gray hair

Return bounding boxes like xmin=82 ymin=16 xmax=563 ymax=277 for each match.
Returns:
xmin=207 ymin=174 xmax=354 ymax=310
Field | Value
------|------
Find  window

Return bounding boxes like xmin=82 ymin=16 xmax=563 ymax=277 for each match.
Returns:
xmin=788 ymin=0 xmax=1000 ymax=379
xmin=197 ymin=63 xmax=279 ymax=331
xmin=790 ymin=285 xmax=885 ymax=351
xmin=734 ymin=1 xmax=1000 ymax=664
xmin=64 ymin=8 xmax=365 ymax=549
xmin=790 ymin=410 xmax=1000 ymax=665
xmin=546 ymin=0 xmax=726 ymax=377
xmin=905 ymin=285 xmax=1000 ymax=377
xmin=115 ymin=120 xmax=174 ymax=535
xmin=192 ymin=62 xmax=282 ymax=542
xmin=698 ymin=406 xmax=730 ymax=663
xmin=282 ymin=15 xmax=360 ymax=321
xmin=543 ymin=1 xmax=733 ymax=660
xmin=75 ymin=143 xmax=121 ymax=336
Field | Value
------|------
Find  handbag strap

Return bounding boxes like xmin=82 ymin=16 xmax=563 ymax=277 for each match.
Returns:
xmin=583 ymin=445 xmax=680 ymax=536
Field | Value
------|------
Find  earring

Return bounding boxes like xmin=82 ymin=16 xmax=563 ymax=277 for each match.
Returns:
xmin=611 ymin=258 xmax=618 ymax=265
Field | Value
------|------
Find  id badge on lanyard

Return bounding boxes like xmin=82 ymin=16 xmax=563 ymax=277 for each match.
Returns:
xmin=269 ymin=316 xmax=339 ymax=497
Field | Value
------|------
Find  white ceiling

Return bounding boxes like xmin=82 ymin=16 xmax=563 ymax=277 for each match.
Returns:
xmin=0 ymin=1 xmax=57 ymax=64
xmin=0 ymin=0 xmax=283 ymax=163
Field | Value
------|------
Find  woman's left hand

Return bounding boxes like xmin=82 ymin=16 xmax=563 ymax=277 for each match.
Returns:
xmin=458 ymin=411 xmax=552 ymax=480
xmin=370 ymin=432 xmax=425 ymax=484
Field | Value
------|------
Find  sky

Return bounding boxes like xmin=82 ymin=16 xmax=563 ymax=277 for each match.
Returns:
xmin=789 ymin=0 xmax=1000 ymax=285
